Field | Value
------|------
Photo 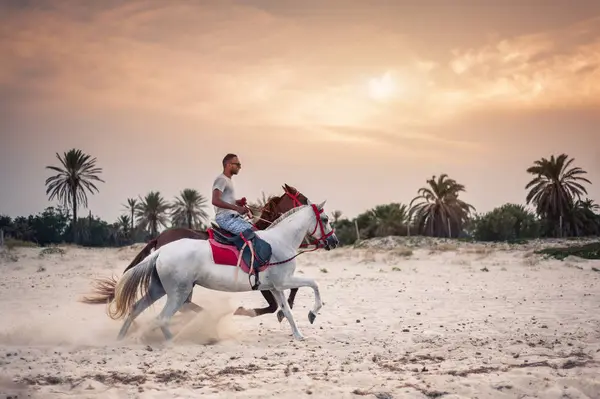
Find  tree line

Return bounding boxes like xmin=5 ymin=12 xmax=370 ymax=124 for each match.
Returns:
xmin=0 ymin=149 xmax=598 ymax=248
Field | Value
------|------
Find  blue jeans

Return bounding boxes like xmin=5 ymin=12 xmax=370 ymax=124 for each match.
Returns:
xmin=215 ymin=213 xmax=253 ymax=235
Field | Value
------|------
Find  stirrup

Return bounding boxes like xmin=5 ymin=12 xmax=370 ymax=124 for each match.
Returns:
xmin=249 ymin=272 xmax=260 ymax=290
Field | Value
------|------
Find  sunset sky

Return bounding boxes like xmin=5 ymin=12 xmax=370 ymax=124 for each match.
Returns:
xmin=1 ymin=0 xmax=599 ymax=223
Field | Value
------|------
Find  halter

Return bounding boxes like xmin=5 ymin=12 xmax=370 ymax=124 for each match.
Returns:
xmin=284 ymin=188 xmax=304 ymax=208
xmin=264 ymin=203 xmax=335 ymax=266
xmin=305 ymin=203 xmax=335 ymax=247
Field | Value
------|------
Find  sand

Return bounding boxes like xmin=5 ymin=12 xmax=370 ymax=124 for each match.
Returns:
xmin=1 ymin=237 xmax=599 ymax=399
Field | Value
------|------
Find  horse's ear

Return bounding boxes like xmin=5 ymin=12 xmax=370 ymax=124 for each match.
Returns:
xmin=318 ymin=200 xmax=326 ymax=210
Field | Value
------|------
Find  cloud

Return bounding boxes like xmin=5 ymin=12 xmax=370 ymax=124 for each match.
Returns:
xmin=1 ymin=1 xmax=599 ymax=148
xmin=446 ymin=16 xmax=600 ymax=111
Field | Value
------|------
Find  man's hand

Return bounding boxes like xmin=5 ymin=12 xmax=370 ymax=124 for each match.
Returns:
xmin=235 ymin=205 xmax=250 ymax=215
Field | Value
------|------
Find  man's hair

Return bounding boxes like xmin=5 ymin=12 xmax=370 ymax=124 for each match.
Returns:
xmin=222 ymin=153 xmax=237 ymax=167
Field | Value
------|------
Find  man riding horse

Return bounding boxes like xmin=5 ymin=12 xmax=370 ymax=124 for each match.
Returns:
xmin=212 ymin=153 xmax=270 ymax=289
xmin=212 ymin=153 xmax=253 ymax=233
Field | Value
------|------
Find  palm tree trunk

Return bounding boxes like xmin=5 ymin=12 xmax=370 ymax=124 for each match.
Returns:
xmin=130 ymin=209 xmax=134 ymax=231
xmin=187 ymin=211 xmax=192 ymax=229
xmin=72 ymin=190 xmax=78 ymax=243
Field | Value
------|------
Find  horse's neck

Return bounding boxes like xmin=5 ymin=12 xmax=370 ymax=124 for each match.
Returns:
xmin=259 ymin=209 xmax=312 ymax=253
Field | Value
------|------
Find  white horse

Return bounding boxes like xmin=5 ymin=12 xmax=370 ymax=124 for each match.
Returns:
xmin=107 ymin=201 xmax=339 ymax=341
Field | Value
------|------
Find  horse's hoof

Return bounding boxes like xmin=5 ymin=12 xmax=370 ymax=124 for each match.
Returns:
xmin=234 ymin=307 xmax=256 ymax=317
xmin=308 ymin=311 xmax=316 ymax=324
xmin=277 ymin=310 xmax=285 ymax=323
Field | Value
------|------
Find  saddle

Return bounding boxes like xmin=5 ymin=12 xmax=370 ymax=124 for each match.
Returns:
xmin=208 ymin=222 xmax=272 ymax=290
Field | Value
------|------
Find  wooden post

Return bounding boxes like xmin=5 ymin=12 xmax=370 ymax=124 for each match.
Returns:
xmin=354 ymin=219 xmax=360 ymax=242
xmin=0 ymin=229 xmax=4 ymax=247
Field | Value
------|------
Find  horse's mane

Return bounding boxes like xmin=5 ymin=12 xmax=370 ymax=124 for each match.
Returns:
xmin=261 ymin=195 xmax=281 ymax=211
xmin=266 ymin=204 xmax=309 ymax=229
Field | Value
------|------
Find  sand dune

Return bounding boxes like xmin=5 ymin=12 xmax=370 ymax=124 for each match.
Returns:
xmin=1 ymin=238 xmax=599 ymax=398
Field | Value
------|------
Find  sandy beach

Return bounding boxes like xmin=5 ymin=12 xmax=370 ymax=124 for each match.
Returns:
xmin=1 ymin=238 xmax=599 ymax=398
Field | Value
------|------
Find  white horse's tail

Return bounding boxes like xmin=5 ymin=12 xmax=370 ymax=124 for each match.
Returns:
xmin=107 ymin=249 xmax=161 ymax=320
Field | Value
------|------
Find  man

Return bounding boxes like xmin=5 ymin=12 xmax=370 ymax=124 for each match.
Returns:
xmin=212 ymin=153 xmax=271 ymax=290
xmin=212 ymin=153 xmax=254 ymax=234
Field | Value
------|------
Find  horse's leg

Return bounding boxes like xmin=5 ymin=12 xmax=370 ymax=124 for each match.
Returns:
xmin=276 ymin=288 xmax=300 ymax=323
xmin=288 ymin=288 xmax=299 ymax=308
xmin=275 ymin=276 xmax=322 ymax=325
xmin=233 ymin=289 xmax=278 ymax=317
xmin=156 ymin=283 xmax=194 ymax=341
xmin=271 ymin=289 xmax=304 ymax=341
xmin=117 ymin=277 xmax=165 ymax=340
xmin=180 ymin=290 xmax=203 ymax=313
xmin=258 ymin=289 xmax=280 ymax=315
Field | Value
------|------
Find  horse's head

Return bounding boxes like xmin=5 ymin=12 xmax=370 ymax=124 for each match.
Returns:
xmin=254 ymin=184 xmax=309 ymax=230
xmin=304 ymin=200 xmax=339 ymax=251
xmin=278 ymin=184 xmax=309 ymax=211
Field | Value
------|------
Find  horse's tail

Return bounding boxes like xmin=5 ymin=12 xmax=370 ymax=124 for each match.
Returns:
xmin=107 ymin=250 xmax=161 ymax=320
xmin=123 ymin=238 xmax=158 ymax=273
xmin=79 ymin=239 xmax=159 ymax=305
xmin=80 ymin=274 xmax=119 ymax=304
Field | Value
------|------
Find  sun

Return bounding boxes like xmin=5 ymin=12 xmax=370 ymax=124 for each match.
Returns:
xmin=367 ymin=71 xmax=396 ymax=101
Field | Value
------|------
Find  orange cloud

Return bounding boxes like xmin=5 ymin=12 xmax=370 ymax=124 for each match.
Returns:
xmin=1 ymin=2 xmax=599 ymax=153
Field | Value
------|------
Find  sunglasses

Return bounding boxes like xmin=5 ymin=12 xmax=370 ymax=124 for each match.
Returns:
xmin=229 ymin=162 xmax=241 ymax=167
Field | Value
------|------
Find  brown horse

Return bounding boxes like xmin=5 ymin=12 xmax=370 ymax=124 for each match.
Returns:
xmin=82 ymin=184 xmax=310 ymax=319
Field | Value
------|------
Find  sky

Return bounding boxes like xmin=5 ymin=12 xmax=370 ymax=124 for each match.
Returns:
xmin=1 ymin=0 xmax=599 ymax=223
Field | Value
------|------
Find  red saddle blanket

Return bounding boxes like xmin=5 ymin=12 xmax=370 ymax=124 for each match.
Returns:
xmin=207 ymin=229 xmax=270 ymax=274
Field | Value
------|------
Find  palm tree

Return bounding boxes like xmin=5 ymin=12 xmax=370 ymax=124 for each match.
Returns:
xmin=567 ymin=198 xmax=600 ymax=237
xmin=45 ymin=148 xmax=105 ymax=243
xmin=409 ymin=174 xmax=475 ymax=237
xmin=331 ymin=210 xmax=343 ymax=223
xmin=525 ymin=154 xmax=591 ymax=236
xmin=369 ymin=203 xmax=409 ymax=236
xmin=578 ymin=198 xmax=599 ymax=213
xmin=122 ymin=198 xmax=138 ymax=231
xmin=117 ymin=215 xmax=131 ymax=236
xmin=135 ymin=191 xmax=171 ymax=238
xmin=170 ymin=189 xmax=209 ymax=229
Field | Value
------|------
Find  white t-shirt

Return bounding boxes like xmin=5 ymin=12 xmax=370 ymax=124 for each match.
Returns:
xmin=212 ymin=173 xmax=236 ymax=217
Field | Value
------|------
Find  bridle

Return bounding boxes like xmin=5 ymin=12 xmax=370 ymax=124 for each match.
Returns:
xmin=244 ymin=187 xmax=333 ymax=250
xmin=263 ymin=202 xmax=335 ymax=267
xmin=306 ymin=203 xmax=335 ymax=249
xmin=281 ymin=188 xmax=333 ymax=249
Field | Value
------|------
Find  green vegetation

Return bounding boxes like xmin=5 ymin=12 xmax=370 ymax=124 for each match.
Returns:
xmin=470 ymin=204 xmax=541 ymax=242
xmin=535 ymin=242 xmax=600 ymax=260
xmin=0 ymin=149 xmax=598 ymax=249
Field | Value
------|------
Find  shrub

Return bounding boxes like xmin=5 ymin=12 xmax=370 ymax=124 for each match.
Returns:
xmin=536 ymin=242 xmax=600 ymax=260
xmin=472 ymin=203 xmax=541 ymax=242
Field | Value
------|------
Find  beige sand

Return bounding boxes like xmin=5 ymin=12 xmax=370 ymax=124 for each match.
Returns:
xmin=1 ymin=237 xmax=599 ymax=398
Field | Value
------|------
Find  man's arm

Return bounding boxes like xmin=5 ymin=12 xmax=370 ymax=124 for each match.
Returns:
xmin=212 ymin=188 xmax=248 ymax=214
